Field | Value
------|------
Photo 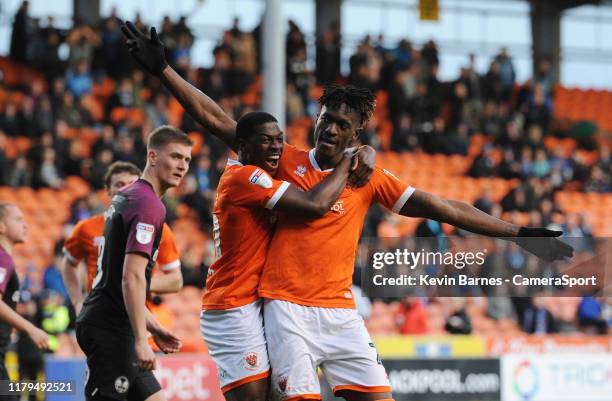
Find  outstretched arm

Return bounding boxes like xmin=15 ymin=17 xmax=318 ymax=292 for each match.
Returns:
xmin=400 ymin=190 xmax=520 ymax=237
xmin=160 ymin=67 xmax=238 ymax=150
xmin=399 ymin=189 xmax=573 ymax=261
xmin=122 ymin=21 xmax=238 ymax=150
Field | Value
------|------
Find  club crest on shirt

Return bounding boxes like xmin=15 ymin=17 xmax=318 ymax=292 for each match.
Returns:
xmin=114 ymin=376 xmax=129 ymax=394
xmin=136 ymin=223 xmax=155 ymax=244
xmin=243 ymin=351 xmax=260 ymax=370
xmin=277 ymin=376 xmax=288 ymax=394
xmin=249 ymin=169 xmax=273 ymax=189
xmin=294 ymin=165 xmax=306 ymax=177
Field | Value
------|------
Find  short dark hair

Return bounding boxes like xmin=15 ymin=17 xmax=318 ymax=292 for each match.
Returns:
xmin=0 ymin=203 xmax=16 ymax=222
xmin=236 ymin=111 xmax=278 ymax=141
xmin=104 ymin=161 xmax=142 ymax=189
xmin=147 ymin=125 xmax=193 ymax=150
xmin=318 ymin=84 xmax=376 ymax=126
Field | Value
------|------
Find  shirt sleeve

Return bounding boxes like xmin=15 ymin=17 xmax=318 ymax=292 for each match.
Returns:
xmin=157 ymin=223 xmax=181 ymax=271
xmin=371 ymin=166 xmax=416 ymax=213
xmin=124 ymin=199 xmax=165 ymax=258
xmin=229 ymin=165 xmax=291 ymax=210
xmin=63 ymin=221 xmax=86 ymax=263
xmin=0 ymin=256 xmax=15 ymax=294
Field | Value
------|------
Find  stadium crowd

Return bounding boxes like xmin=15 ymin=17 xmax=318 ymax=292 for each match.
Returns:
xmin=0 ymin=1 xmax=610 ymax=362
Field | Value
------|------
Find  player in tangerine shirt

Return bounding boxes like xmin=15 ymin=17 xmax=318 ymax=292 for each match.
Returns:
xmin=201 ymin=110 xmax=360 ymax=397
xmin=61 ymin=161 xmax=182 ymax=315
xmin=124 ymin=26 xmax=573 ymax=401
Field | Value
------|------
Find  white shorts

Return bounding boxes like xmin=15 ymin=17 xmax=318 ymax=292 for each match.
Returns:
xmin=264 ymin=300 xmax=391 ymax=401
xmin=200 ymin=299 xmax=270 ymax=393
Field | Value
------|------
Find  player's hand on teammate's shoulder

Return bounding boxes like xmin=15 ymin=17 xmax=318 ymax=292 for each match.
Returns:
xmin=513 ymin=227 xmax=574 ymax=262
xmin=121 ymin=21 xmax=168 ymax=75
xmin=135 ymin=338 xmax=157 ymax=370
xmin=27 ymin=325 xmax=49 ymax=350
xmin=151 ymin=326 xmax=182 ymax=354
xmin=348 ymin=145 xmax=376 ymax=188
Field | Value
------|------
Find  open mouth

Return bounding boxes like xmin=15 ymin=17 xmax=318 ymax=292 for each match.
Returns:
xmin=172 ymin=173 xmax=183 ymax=180
xmin=265 ymin=154 xmax=280 ymax=169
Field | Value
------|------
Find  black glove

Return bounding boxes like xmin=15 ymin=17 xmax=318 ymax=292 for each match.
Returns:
xmin=121 ymin=21 xmax=168 ymax=75
xmin=513 ymin=227 xmax=574 ymax=262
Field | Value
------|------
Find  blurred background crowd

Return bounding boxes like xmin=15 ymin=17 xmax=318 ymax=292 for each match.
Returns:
xmin=0 ymin=1 xmax=610 ymax=364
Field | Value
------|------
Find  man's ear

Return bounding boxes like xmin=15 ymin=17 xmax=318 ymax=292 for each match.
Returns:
xmin=236 ymin=138 xmax=248 ymax=158
xmin=148 ymin=149 xmax=158 ymax=166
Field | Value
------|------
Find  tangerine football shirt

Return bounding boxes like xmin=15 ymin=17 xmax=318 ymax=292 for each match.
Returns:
xmin=258 ymin=144 xmax=415 ymax=308
xmin=202 ymin=159 xmax=290 ymax=310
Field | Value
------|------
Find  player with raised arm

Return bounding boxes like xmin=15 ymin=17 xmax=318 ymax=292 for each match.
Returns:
xmin=123 ymin=24 xmax=573 ymax=401
xmin=0 ymin=203 xmax=49 ymax=400
xmin=76 ymin=126 xmax=191 ymax=401
xmin=61 ymin=161 xmax=182 ymax=316
xmin=201 ymin=110 xmax=359 ymax=400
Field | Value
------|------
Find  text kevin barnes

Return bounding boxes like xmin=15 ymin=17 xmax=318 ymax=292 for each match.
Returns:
xmin=372 ymin=274 xmax=597 ymax=288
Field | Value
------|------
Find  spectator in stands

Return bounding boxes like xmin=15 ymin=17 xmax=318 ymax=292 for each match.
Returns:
xmin=10 ymin=1 xmax=29 ymax=63
xmin=423 ymin=116 xmax=448 ymax=154
xmin=113 ymin=134 xmax=140 ymax=166
xmin=522 ymin=297 xmax=558 ymax=334
xmin=421 ymin=40 xmax=439 ymax=73
xmin=494 ymin=47 xmax=516 ymax=101
xmin=316 ymin=21 xmax=341 ymax=84
xmin=89 ymin=149 xmax=114 ymax=189
xmin=145 ymin=93 xmax=170 ymax=128
xmin=474 ymin=188 xmax=494 ymax=215
xmin=65 ymin=59 xmax=93 ymax=98
xmin=65 ymin=23 xmax=100 ymax=68
xmin=391 ymin=113 xmax=418 ymax=152
xmin=468 ymin=144 xmax=496 ymax=177
xmin=100 ymin=8 xmax=125 ymax=77
xmin=445 ymin=298 xmax=472 ymax=334
xmin=525 ymin=85 xmax=551 ymax=130
xmin=35 ymin=17 xmax=64 ymax=83
xmin=57 ymin=92 xmax=83 ymax=128
xmin=396 ymin=297 xmax=428 ymax=334
xmin=286 ymin=19 xmax=307 ymax=83
xmin=482 ymin=61 xmax=504 ymax=102
xmin=584 ymin=166 xmax=611 ymax=193
xmin=578 ymin=295 xmax=608 ymax=334
xmin=9 ymin=156 xmax=32 ymax=187
xmin=534 ymin=58 xmax=555 ymax=96
xmin=38 ymin=147 xmax=63 ymax=189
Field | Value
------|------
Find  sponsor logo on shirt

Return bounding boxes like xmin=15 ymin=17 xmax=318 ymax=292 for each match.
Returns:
xmin=136 ymin=223 xmax=155 ymax=245
xmin=331 ymin=200 xmax=345 ymax=214
xmin=294 ymin=165 xmax=306 ymax=177
xmin=249 ymin=169 xmax=273 ymax=189
xmin=0 ymin=267 xmax=6 ymax=283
